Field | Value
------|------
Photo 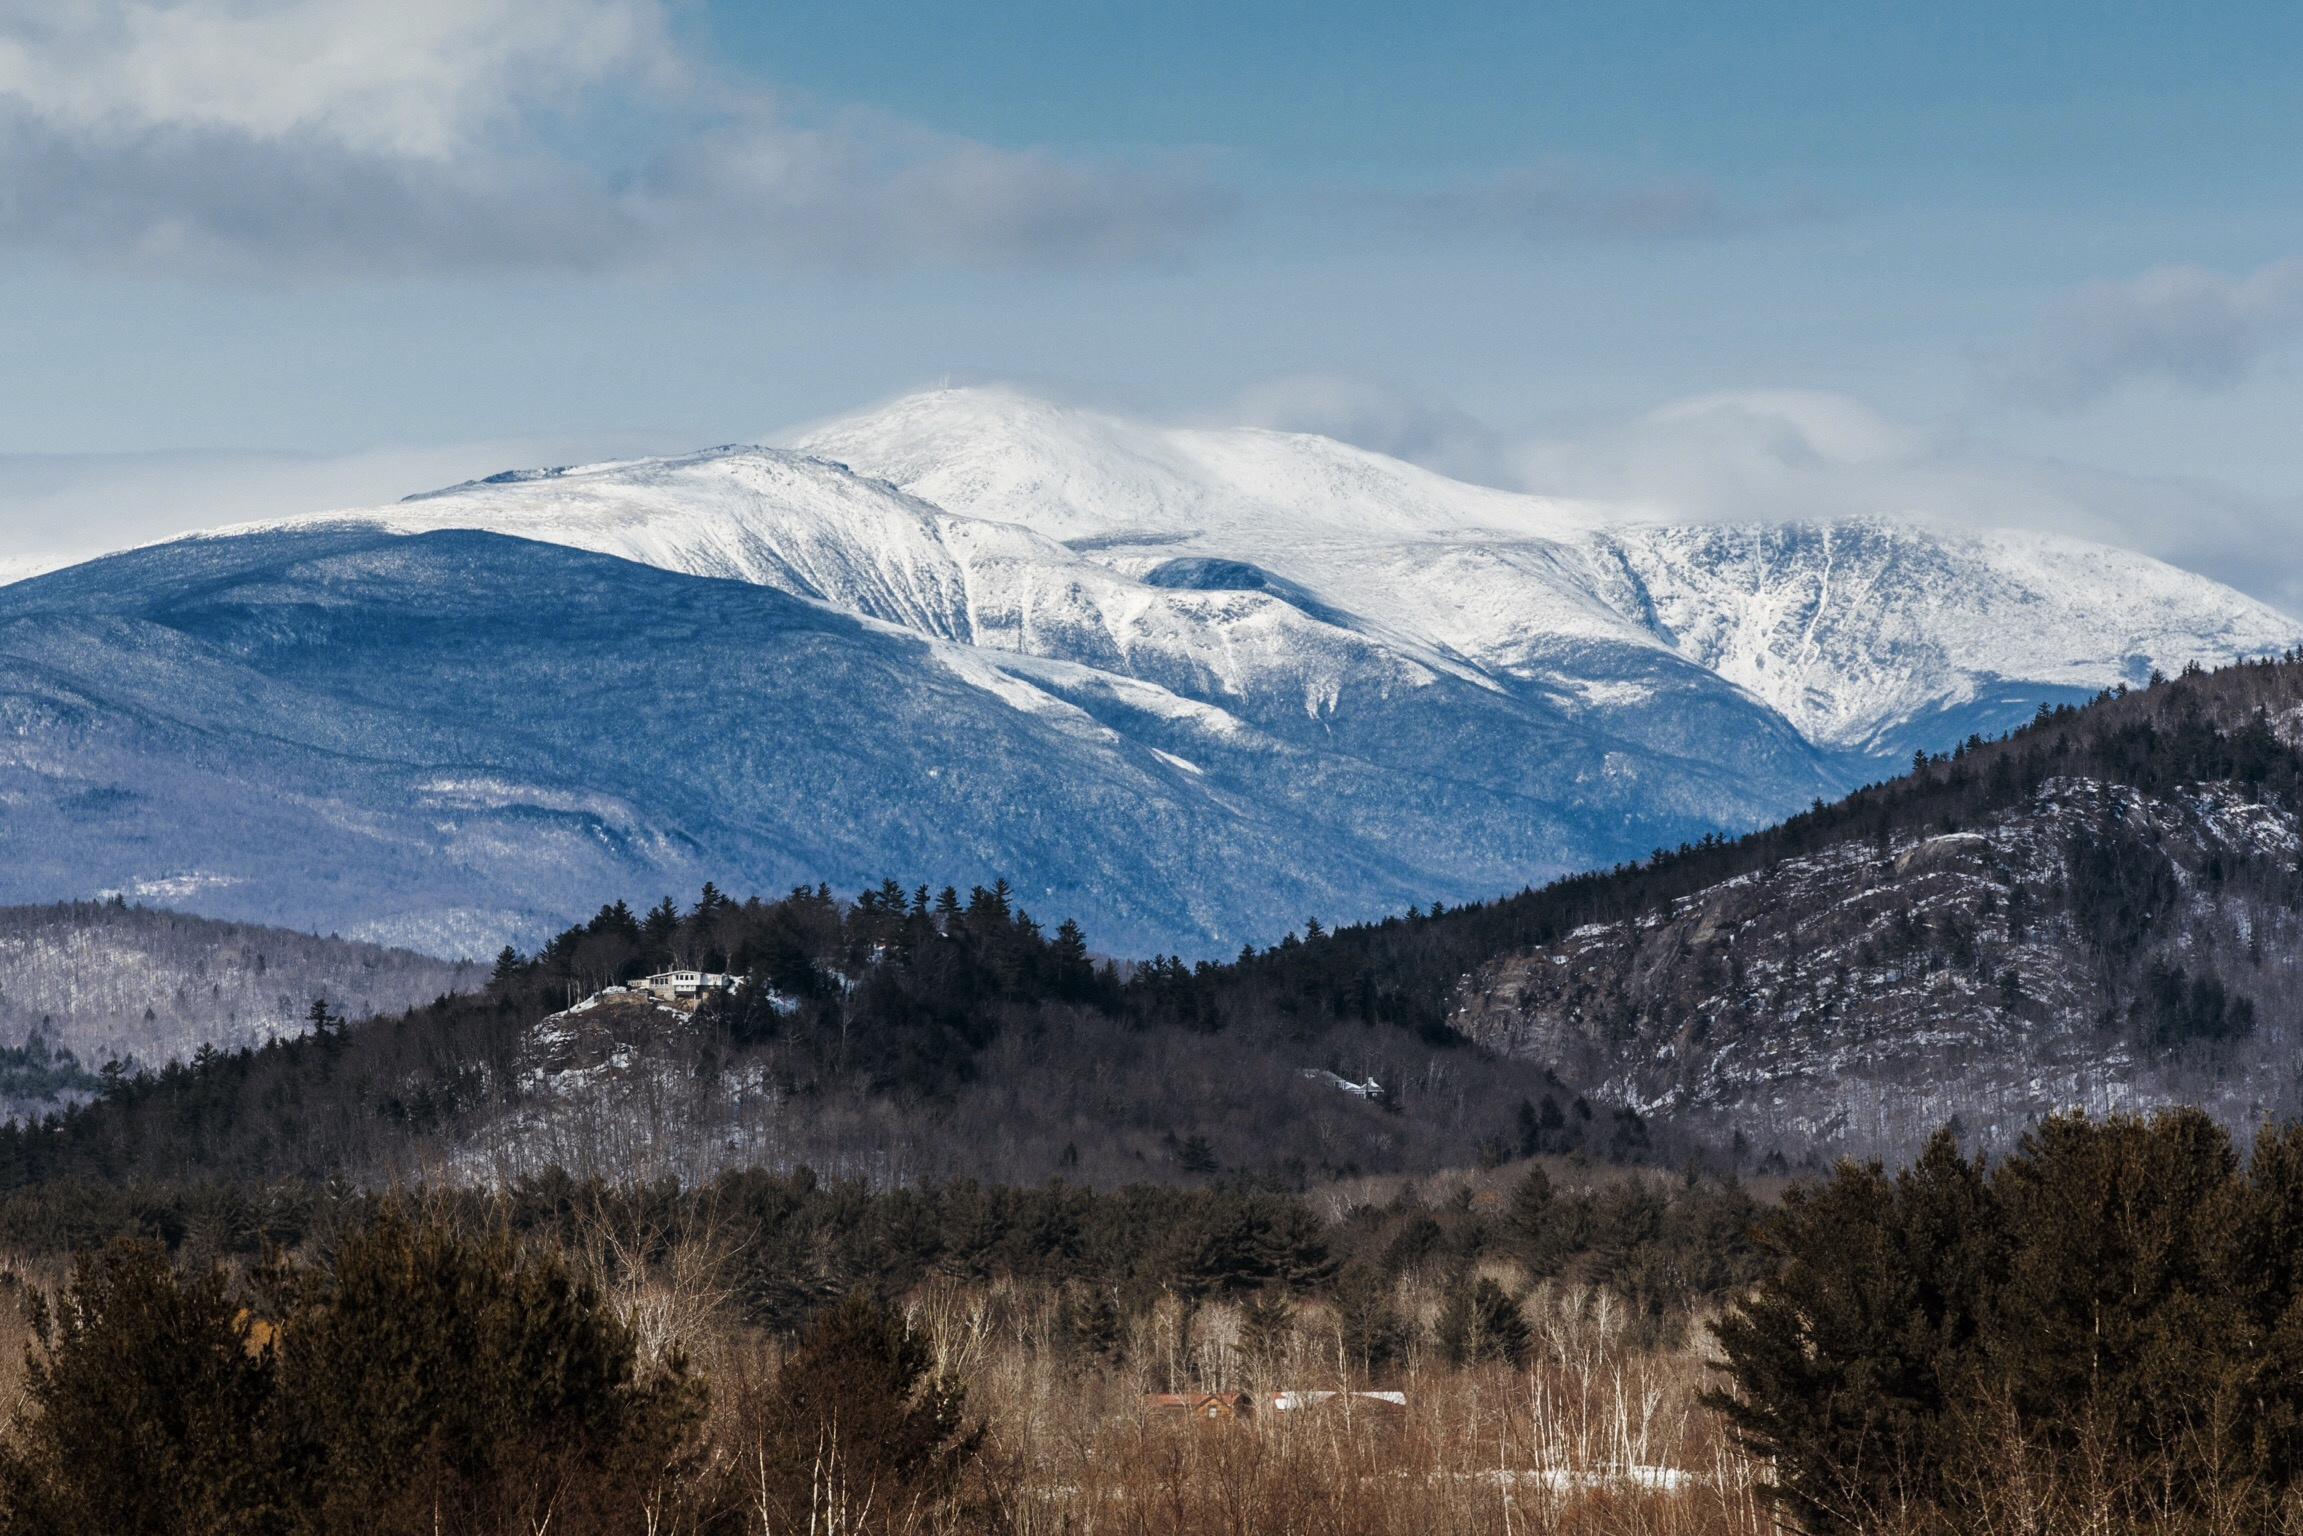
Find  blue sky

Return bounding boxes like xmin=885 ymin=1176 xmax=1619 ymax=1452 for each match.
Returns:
xmin=1 ymin=1 xmax=2300 ymax=602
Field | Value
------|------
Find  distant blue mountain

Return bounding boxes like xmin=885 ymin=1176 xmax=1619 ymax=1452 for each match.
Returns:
xmin=0 ymin=527 xmax=1827 ymax=957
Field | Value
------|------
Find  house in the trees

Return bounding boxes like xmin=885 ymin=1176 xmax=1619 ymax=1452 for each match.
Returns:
xmin=634 ymin=970 xmax=740 ymax=1001
xmin=1144 ymin=1392 xmax=1254 ymax=1423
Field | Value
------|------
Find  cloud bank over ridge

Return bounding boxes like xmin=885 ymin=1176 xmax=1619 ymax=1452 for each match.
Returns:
xmin=1231 ymin=373 xmax=2303 ymax=620
xmin=1991 ymin=256 xmax=2303 ymax=409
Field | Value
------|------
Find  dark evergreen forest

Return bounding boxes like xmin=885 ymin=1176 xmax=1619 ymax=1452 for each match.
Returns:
xmin=0 ymin=873 xmax=1675 ymax=1190
xmin=1714 ymin=1109 xmax=2303 ymax=1532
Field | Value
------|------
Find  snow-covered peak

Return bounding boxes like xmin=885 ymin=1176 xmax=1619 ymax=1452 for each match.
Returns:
xmin=791 ymin=387 xmax=2303 ymax=756
xmin=236 ymin=445 xmax=1004 ymax=643
xmin=231 ymin=437 xmax=1500 ymax=716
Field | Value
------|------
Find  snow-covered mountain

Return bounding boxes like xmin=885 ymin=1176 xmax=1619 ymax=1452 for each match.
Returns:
xmin=793 ymin=388 xmax=2300 ymax=761
xmin=265 ymin=385 xmax=2298 ymax=778
xmin=320 ymin=430 xmax=1825 ymax=805
xmin=0 ymin=386 xmax=2289 ymax=956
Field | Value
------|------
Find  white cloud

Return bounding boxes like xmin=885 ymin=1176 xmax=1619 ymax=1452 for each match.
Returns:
xmin=0 ymin=0 xmax=1230 ymax=276
xmin=0 ymin=0 xmax=663 ymax=158
xmin=1228 ymin=373 xmax=1509 ymax=484
xmin=638 ymin=109 xmax=1230 ymax=270
xmin=1519 ymin=391 xmax=2303 ymax=616
xmin=1992 ymin=256 xmax=2303 ymax=409
xmin=1227 ymin=374 xmax=2303 ymax=618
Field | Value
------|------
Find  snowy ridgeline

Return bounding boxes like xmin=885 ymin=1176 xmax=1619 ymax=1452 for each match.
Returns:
xmin=0 ymin=902 xmax=474 ymax=1097
xmin=377 ymin=384 xmax=2303 ymax=763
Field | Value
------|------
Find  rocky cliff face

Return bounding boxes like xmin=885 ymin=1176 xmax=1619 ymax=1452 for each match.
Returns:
xmin=1450 ymin=668 xmax=2303 ymax=1163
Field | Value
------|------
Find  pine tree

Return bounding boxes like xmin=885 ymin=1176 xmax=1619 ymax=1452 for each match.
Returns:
xmin=0 ymin=1241 xmax=276 ymax=1535
xmin=752 ymin=1289 xmax=976 ymax=1535
xmin=1435 ymin=1277 xmax=1530 ymax=1366
xmin=1051 ymin=918 xmax=1093 ymax=998
xmin=266 ymin=1206 xmax=696 ymax=1534
xmin=1505 ymin=1167 xmax=1558 ymax=1274
xmin=641 ymin=896 xmax=680 ymax=952
xmin=1058 ymin=1283 xmax=1124 ymax=1364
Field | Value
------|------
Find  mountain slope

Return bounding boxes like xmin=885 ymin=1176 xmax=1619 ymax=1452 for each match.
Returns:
xmin=0 ymin=525 xmax=1810 ymax=956
xmin=339 ymin=438 xmax=1842 ymax=814
xmin=0 ymin=902 xmax=471 ymax=1109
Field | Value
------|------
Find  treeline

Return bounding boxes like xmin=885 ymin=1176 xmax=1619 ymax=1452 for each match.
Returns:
xmin=522 ymin=878 xmax=1112 ymax=1092
xmin=504 ymin=875 xmax=1459 ymax=1094
xmin=0 ymin=1162 xmax=1766 ymax=1350
xmin=0 ymin=875 xmax=1621 ymax=1188
xmin=1714 ymin=1109 xmax=2303 ymax=1534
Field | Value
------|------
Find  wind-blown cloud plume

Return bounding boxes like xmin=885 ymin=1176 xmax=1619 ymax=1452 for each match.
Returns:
xmin=0 ymin=0 xmax=1231 ymax=277
xmin=1229 ymin=372 xmax=1511 ymax=484
xmin=1992 ymin=256 xmax=2303 ymax=408
xmin=1229 ymin=373 xmax=2303 ymax=619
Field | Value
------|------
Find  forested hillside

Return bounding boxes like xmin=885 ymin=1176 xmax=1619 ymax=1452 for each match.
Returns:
xmin=0 ymin=879 xmax=1639 ymax=1189
xmin=14 ymin=653 xmax=2303 ymax=1187
xmin=1451 ymin=656 xmax=2303 ymax=1160
xmin=0 ymin=902 xmax=472 ymax=1121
